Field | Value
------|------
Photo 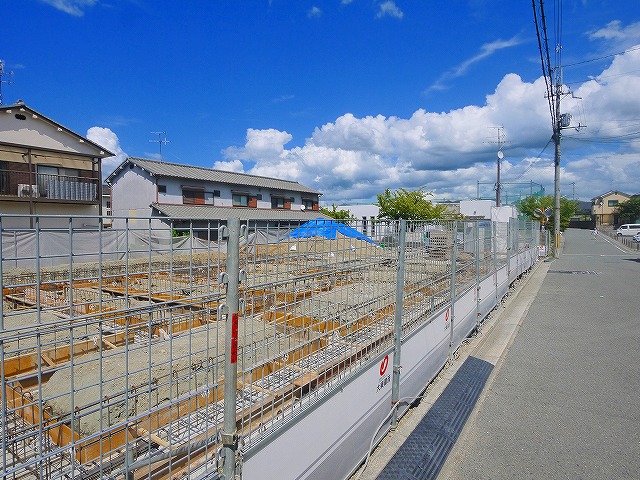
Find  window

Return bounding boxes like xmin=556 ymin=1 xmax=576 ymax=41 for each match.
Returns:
xmin=37 ymin=166 xmax=84 ymax=199
xmin=183 ymin=188 xmax=204 ymax=205
xmin=233 ymin=194 xmax=249 ymax=207
xmin=271 ymin=196 xmax=291 ymax=209
xmin=302 ymin=199 xmax=314 ymax=210
xmin=607 ymin=200 xmax=619 ymax=207
xmin=158 ymin=184 xmax=167 ymax=193
xmin=38 ymin=165 xmax=79 ymax=178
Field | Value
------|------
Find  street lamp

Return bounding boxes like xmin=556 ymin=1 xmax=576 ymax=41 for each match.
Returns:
xmin=599 ymin=201 xmax=604 ymax=226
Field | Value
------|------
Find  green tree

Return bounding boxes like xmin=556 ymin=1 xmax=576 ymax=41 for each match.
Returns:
xmin=319 ymin=204 xmax=352 ymax=220
xmin=615 ymin=197 xmax=640 ymax=223
xmin=375 ymin=188 xmax=448 ymax=220
xmin=517 ymin=195 xmax=578 ymax=231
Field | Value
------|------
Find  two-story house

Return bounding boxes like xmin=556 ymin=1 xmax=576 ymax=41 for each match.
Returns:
xmin=591 ymin=191 xmax=631 ymax=226
xmin=106 ymin=157 xmax=326 ymax=236
xmin=0 ymin=101 xmax=114 ymax=228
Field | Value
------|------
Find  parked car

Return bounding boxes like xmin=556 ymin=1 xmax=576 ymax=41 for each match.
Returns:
xmin=616 ymin=224 xmax=640 ymax=236
xmin=633 ymin=232 xmax=640 ymax=243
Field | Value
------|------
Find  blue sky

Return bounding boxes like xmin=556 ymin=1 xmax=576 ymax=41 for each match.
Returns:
xmin=2 ymin=0 xmax=640 ymax=205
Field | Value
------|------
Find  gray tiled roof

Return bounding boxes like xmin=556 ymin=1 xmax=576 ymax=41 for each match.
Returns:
xmin=151 ymin=203 xmax=330 ymax=222
xmin=110 ymin=157 xmax=321 ymax=195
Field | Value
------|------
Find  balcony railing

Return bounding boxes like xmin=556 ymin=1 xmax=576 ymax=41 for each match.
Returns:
xmin=0 ymin=170 xmax=99 ymax=202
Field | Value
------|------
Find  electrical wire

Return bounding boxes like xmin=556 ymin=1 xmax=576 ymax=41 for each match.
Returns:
xmin=564 ymin=68 xmax=640 ymax=86
xmin=564 ymin=133 xmax=640 ymax=144
xmin=532 ymin=0 xmax=556 ymax=128
xmin=562 ymin=45 xmax=640 ymax=69
xmin=353 ymin=333 xmax=484 ymax=480
xmin=502 ymin=136 xmax=553 ymax=184
xmin=353 ymin=389 xmax=437 ymax=480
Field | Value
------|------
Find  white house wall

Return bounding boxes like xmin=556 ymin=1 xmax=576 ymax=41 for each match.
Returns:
xmin=110 ymin=166 xmax=158 ymax=228
xmin=0 ymin=113 xmax=104 ymax=157
xmin=0 ymin=202 xmax=99 ymax=229
xmin=112 ymin=165 xmax=314 ymax=218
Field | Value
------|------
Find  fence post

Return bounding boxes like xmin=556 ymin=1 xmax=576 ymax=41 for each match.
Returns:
xmin=391 ymin=219 xmax=406 ymax=428
xmin=222 ymin=218 xmax=240 ymax=480
xmin=475 ymin=221 xmax=481 ymax=331
xmin=0 ymin=216 xmax=6 ymax=472
xmin=448 ymin=221 xmax=457 ymax=360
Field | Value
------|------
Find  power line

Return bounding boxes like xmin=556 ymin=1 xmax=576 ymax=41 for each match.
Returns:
xmin=564 ymin=133 xmax=640 ymax=144
xmin=562 ymin=45 xmax=640 ymax=68
xmin=503 ymin=136 xmax=553 ymax=183
xmin=565 ymin=68 xmax=640 ymax=86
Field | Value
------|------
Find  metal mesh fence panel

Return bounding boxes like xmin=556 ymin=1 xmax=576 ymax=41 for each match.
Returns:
xmin=0 ymin=215 xmax=539 ymax=479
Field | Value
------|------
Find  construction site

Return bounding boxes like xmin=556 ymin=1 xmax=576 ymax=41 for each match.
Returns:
xmin=0 ymin=216 xmax=538 ymax=480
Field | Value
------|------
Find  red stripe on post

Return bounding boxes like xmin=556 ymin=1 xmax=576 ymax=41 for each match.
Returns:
xmin=231 ymin=312 xmax=239 ymax=364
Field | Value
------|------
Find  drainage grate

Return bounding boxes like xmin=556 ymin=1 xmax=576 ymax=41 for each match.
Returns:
xmin=552 ymin=270 xmax=601 ymax=275
xmin=377 ymin=356 xmax=493 ymax=480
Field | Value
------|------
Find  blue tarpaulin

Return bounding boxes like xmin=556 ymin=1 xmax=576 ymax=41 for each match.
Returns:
xmin=284 ymin=219 xmax=376 ymax=244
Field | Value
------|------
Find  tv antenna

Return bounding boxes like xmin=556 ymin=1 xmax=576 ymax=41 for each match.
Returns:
xmin=0 ymin=60 xmax=15 ymax=106
xmin=150 ymin=131 xmax=169 ymax=161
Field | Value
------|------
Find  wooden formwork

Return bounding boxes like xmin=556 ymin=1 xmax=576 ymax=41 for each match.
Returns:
xmin=3 ymin=331 xmax=135 ymax=383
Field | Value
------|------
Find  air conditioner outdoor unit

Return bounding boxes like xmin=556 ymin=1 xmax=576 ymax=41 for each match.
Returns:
xmin=18 ymin=184 xmax=39 ymax=197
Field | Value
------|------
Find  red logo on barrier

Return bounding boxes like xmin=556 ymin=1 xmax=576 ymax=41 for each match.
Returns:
xmin=380 ymin=355 xmax=389 ymax=376
xmin=445 ymin=309 xmax=450 ymax=321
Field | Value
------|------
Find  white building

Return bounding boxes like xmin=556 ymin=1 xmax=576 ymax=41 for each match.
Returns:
xmin=0 ymin=101 xmax=113 ymax=228
xmin=106 ymin=157 xmax=327 ymax=236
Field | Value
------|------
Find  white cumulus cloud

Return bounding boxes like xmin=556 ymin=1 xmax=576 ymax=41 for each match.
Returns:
xmin=86 ymin=127 xmax=127 ymax=179
xmin=220 ymin=41 xmax=640 ymax=204
xmin=212 ymin=159 xmax=245 ymax=173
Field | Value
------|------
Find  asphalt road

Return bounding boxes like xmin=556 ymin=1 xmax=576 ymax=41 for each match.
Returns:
xmin=438 ymin=228 xmax=640 ymax=479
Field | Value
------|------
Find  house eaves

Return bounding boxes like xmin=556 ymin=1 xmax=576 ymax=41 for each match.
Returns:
xmin=107 ymin=157 xmax=321 ymax=196
xmin=0 ymin=101 xmax=115 ymax=158
xmin=590 ymin=191 xmax=631 ymax=202
xmin=151 ymin=203 xmax=330 ymax=222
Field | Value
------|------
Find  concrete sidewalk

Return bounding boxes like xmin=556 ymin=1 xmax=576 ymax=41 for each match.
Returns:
xmin=355 ymin=229 xmax=640 ymax=480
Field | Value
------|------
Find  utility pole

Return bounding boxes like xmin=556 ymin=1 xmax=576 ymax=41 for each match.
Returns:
xmin=533 ymin=0 xmax=565 ymax=258
xmin=553 ymin=81 xmax=562 ymax=257
xmin=150 ymin=131 xmax=169 ymax=161
xmin=488 ymin=126 xmax=506 ymax=207
xmin=0 ymin=60 xmax=15 ymax=105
